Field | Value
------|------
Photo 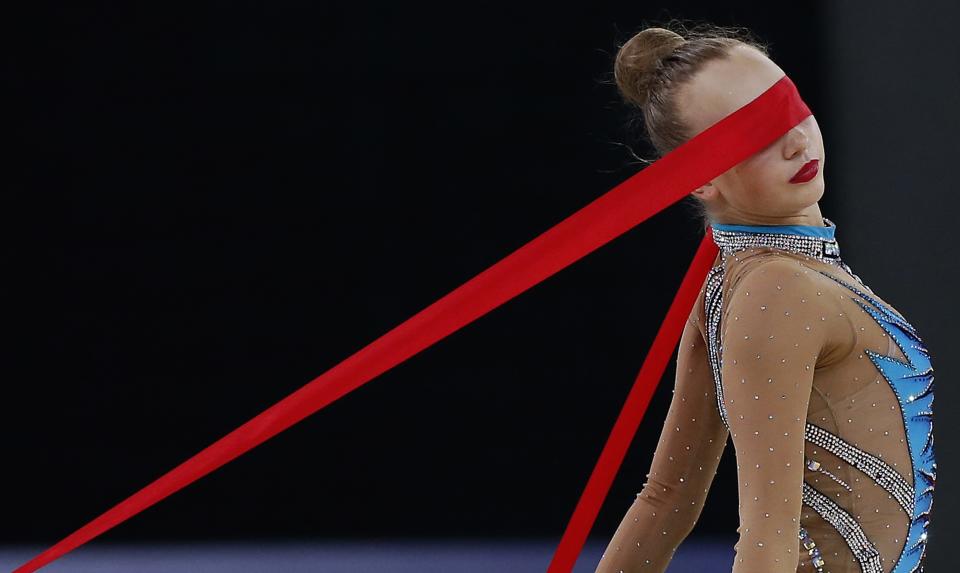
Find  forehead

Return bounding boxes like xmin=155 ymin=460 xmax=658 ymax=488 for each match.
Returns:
xmin=676 ymin=44 xmax=787 ymax=137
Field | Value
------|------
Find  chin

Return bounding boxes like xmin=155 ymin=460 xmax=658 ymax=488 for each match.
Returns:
xmin=811 ymin=178 xmax=826 ymax=201
xmin=793 ymin=178 xmax=825 ymax=201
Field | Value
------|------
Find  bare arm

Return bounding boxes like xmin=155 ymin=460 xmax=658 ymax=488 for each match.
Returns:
xmin=595 ymin=312 xmax=729 ymax=573
xmin=719 ymin=258 xmax=832 ymax=573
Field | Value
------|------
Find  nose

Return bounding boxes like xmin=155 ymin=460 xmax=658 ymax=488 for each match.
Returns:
xmin=784 ymin=124 xmax=811 ymax=159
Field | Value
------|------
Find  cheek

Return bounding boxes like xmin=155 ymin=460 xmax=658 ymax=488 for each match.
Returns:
xmin=732 ymin=159 xmax=781 ymax=197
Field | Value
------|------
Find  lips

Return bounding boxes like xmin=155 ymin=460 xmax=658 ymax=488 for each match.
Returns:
xmin=790 ymin=159 xmax=819 ymax=183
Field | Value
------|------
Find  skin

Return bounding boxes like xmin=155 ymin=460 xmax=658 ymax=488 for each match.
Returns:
xmin=677 ymin=43 xmax=826 ymax=227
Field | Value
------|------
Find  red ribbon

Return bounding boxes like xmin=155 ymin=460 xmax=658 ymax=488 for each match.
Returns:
xmin=17 ymin=75 xmax=811 ymax=572
xmin=548 ymin=229 xmax=719 ymax=572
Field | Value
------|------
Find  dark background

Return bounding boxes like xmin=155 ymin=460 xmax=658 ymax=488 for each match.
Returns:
xmin=6 ymin=1 xmax=958 ymax=571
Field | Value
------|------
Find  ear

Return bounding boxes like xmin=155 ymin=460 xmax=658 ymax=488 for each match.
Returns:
xmin=691 ymin=181 xmax=719 ymax=200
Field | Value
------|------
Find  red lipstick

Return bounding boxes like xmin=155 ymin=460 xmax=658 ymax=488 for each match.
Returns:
xmin=790 ymin=159 xmax=819 ymax=184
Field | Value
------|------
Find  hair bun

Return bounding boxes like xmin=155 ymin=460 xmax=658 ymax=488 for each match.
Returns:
xmin=614 ymin=27 xmax=687 ymax=108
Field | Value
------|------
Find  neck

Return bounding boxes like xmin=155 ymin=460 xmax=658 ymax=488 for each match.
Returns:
xmin=709 ymin=205 xmax=825 ymax=228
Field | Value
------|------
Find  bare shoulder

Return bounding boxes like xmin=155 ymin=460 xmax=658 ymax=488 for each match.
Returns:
xmin=724 ymin=251 xmax=835 ymax=303
xmin=721 ymin=252 xmax=854 ymax=360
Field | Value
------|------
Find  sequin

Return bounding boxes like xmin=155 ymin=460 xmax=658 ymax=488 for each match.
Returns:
xmin=806 ymin=423 xmax=913 ymax=514
xmin=803 ymin=483 xmax=882 ymax=573
xmin=595 ymin=218 xmax=935 ymax=573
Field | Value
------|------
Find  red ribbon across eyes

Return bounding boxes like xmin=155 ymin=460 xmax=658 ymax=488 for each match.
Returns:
xmin=16 ymin=75 xmax=811 ymax=573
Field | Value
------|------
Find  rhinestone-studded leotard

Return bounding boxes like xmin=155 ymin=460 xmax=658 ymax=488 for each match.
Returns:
xmin=595 ymin=217 xmax=935 ymax=573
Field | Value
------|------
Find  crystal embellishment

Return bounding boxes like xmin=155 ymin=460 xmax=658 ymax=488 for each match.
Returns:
xmin=815 ymin=271 xmax=936 ymax=573
xmin=805 ymin=422 xmax=914 ymax=515
xmin=799 ymin=527 xmax=825 ymax=572
xmin=711 ymin=217 xmax=842 ymax=264
xmin=699 ymin=217 xmax=936 ymax=573
xmin=803 ymin=482 xmax=883 ymax=573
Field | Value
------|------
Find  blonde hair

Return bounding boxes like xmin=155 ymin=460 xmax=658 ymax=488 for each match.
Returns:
xmin=612 ymin=20 xmax=770 ymax=226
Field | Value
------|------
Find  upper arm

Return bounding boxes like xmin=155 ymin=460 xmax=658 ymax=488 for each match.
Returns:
xmin=719 ymin=259 xmax=832 ymax=573
xmin=638 ymin=308 xmax=729 ymax=530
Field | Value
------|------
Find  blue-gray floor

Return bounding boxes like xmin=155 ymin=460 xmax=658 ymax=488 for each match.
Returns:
xmin=0 ymin=538 xmax=734 ymax=572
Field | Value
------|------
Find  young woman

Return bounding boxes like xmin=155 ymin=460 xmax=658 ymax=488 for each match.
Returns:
xmin=594 ymin=23 xmax=936 ymax=573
